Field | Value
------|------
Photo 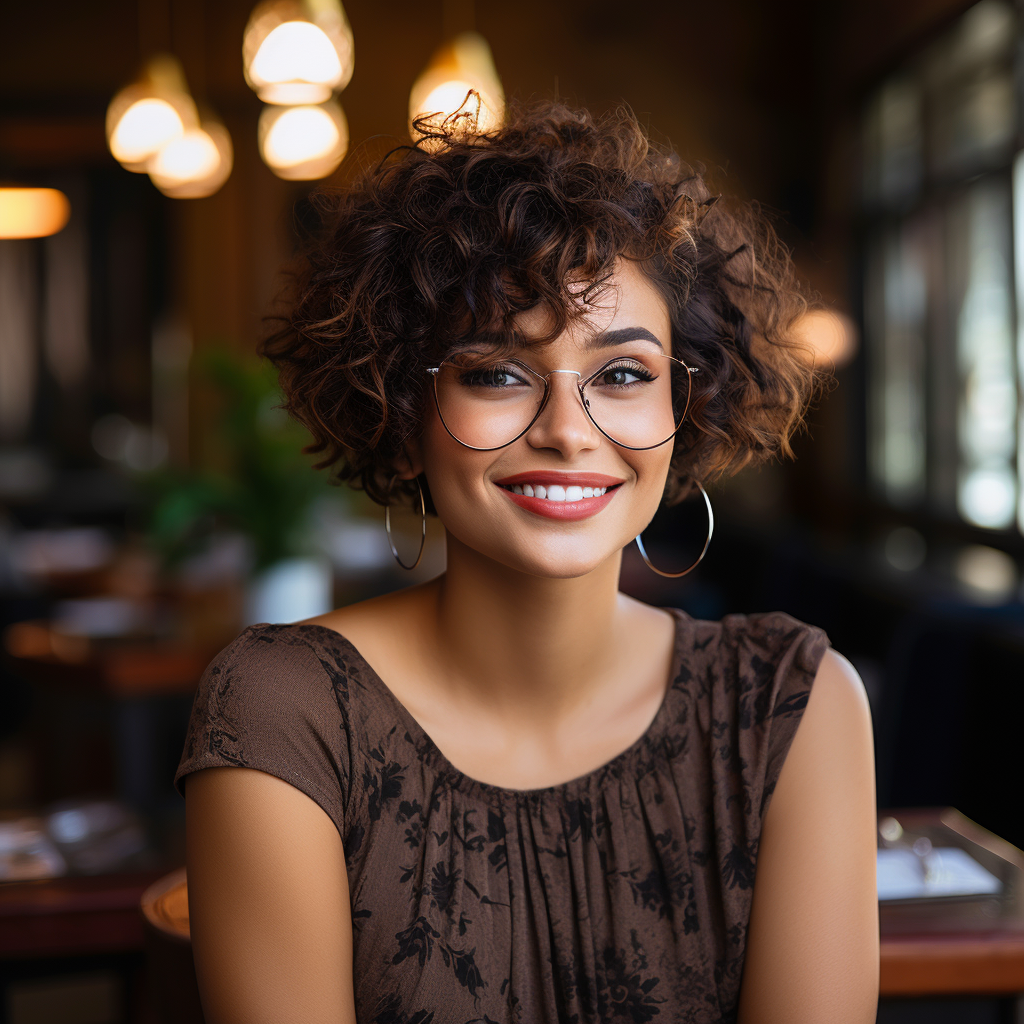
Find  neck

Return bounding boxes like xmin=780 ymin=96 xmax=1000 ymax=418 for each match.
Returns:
xmin=424 ymin=532 xmax=626 ymax=722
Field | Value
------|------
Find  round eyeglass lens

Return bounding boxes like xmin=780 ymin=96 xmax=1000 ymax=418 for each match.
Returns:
xmin=432 ymin=351 xmax=691 ymax=451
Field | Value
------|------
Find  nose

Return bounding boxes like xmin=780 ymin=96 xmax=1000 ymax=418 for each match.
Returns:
xmin=524 ymin=371 xmax=601 ymax=456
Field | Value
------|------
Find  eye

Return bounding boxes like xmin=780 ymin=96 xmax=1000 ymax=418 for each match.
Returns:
xmin=458 ymin=363 xmax=529 ymax=389
xmin=593 ymin=361 xmax=657 ymax=388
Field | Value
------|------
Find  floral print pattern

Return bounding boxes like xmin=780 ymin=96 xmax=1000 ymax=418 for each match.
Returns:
xmin=175 ymin=609 xmax=828 ymax=1023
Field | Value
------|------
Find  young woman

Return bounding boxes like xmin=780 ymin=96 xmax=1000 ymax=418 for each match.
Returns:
xmin=175 ymin=102 xmax=878 ymax=1024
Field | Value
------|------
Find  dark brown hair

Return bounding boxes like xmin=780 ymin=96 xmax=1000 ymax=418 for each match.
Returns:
xmin=262 ymin=100 xmax=823 ymax=507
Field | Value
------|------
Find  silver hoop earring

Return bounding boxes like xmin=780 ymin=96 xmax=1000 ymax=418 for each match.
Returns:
xmin=384 ymin=475 xmax=427 ymax=571
xmin=635 ymin=481 xmax=714 ymax=578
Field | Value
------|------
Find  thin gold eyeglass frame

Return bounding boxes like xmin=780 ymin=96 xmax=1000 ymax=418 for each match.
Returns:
xmin=425 ymin=354 xmax=700 ymax=452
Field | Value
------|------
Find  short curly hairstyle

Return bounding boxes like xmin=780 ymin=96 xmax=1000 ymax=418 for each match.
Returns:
xmin=262 ymin=100 xmax=823 ymax=508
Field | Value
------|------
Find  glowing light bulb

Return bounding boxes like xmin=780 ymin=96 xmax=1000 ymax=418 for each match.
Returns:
xmin=106 ymin=55 xmax=198 ymax=172
xmin=790 ymin=309 xmax=858 ymax=368
xmin=110 ymin=98 xmax=185 ymax=164
xmin=0 ymin=188 xmax=71 ymax=239
xmin=258 ymin=100 xmax=348 ymax=179
xmin=149 ymin=121 xmax=234 ymax=199
xmin=244 ymin=0 xmax=354 ymax=105
xmin=151 ymin=130 xmax=220 ymax=183
xmin=409 ymin=32 xmax=504 ymax=144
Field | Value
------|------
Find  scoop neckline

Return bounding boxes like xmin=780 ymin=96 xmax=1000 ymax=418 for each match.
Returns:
xmin=284 ymin=608 xmax=688 ymax=801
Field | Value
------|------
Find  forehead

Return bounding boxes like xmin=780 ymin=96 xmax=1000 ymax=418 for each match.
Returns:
xmin=513 ymin=259 xmax=670 ymax=347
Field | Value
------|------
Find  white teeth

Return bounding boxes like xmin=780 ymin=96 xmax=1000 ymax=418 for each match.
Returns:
xmin=504 ymin=482 xmax=614 ymax=500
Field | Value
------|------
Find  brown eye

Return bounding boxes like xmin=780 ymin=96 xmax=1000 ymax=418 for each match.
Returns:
xmin=596 ymin=363 xmax=656 ymax=388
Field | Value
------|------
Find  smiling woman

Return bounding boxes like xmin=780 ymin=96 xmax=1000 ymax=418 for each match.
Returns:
xmin=175 ymin=102 xmax=878 ymax=1024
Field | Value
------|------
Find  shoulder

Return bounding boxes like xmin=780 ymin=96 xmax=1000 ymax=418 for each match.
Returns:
xmin=672 ymin=608 xmax=830 ymax=717
xmin=189 ymin=622 xmax=370 ymax=738
xmin=207 ymin=621 xmax=370 ymax=690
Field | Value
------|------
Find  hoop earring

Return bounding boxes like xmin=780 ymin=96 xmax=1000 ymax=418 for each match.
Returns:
xmin=384 ymin=475 xmax=427 ymax=571
xmin=635 ymin=481 xmax=714 ymax=578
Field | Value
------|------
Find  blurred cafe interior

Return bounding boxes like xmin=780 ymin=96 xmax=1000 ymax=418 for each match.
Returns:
xmin=2 ymin=0 xmax=1024 ymax=1021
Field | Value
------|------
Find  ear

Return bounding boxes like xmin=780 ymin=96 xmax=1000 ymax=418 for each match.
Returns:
xmin=393 ymin=435 xmax=424 ymax=480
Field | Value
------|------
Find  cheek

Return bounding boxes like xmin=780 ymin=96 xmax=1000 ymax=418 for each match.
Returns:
xmin=419 ymin=407 xmax=491 ymax=503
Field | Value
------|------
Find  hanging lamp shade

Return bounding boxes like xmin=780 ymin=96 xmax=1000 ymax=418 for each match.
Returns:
xmin=408 ymin=31 xmax=504 ymax=144
xmin=258 ymin=99 xmax=348 ymax=179
xmin=243 ymin=0 xmax=354 ymax=105
xmin=148 ymin=114 xmax=234 ymax=199
xmin=0 ymin=188 xmax=70 ymax=239
xmin=106 ymin=55 xmax=199 ymax=171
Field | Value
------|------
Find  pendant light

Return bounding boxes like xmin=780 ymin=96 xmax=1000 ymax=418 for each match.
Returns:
xmin=148 ymin=114 xmax=233 ymax=199
xmin=106 ymin=55 xmax=198 ymax=172
xmin=408 ymin=31 xmax=504 ymax=143
xmin=258 ymin=100 xmax=348 ymax=180
xmin=0 ymin=188 xmax=71 ymax=239
xmin=243 ymin=0 xmax=354 ymax=105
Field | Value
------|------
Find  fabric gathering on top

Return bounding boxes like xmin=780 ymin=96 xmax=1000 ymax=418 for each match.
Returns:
xmin=174 ymin=608 xmax=830 ymax=1024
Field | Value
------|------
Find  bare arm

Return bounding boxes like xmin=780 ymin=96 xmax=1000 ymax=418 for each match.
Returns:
xmin=185 ymin=767 xmax=358 ymax=1024
xmin=736 ymin=649 xmax=879 ymax=1024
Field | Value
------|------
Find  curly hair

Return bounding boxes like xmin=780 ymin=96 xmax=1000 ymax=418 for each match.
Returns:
xmin=262 ymin=100 xmax=823 ymax=508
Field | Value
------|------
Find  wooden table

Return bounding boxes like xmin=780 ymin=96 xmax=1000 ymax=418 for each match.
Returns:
xmin=0 ymin=868 xmax=171 ymax=959
xmin=879 ymin=808 xmax=1024 ymax=997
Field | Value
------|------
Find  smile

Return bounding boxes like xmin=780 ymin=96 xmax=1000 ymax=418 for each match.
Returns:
xmin=492 ymin=473 xmax=625 ymax=521
xmin=500 ymin=483 xmax=609 ymax=501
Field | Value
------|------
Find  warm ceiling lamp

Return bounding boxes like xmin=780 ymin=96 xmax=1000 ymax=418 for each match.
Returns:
xmin=408 ymin=31 xmax=504 ymax=144
xmin=791 ymin=309 xmax=859 ymax=368
xmin=258 ymin=100 xmax=348 ymax=179
xmin=106 ymin=55 xmax=198 ymax=171
xmin=148 ymin=117 xmax=234 ymax=199
xmin=0 ymin=188 xmax=71 ymax=239
xmin=243 ymin=0 xmax=354 ymax=105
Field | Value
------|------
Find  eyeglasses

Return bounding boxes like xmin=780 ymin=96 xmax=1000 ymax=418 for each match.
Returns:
xmin=426 ymin=349 xmax=698 ymax=451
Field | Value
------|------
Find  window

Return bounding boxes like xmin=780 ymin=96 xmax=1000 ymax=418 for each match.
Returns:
xmin=862 ymin=0 xmax=1020 ymax=532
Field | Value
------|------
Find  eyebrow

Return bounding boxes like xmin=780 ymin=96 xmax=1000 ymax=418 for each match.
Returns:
xmin=592 ymin=327 xmax=664 ymax=350
xmin=463 ymin=326 xmax=665 ymax=352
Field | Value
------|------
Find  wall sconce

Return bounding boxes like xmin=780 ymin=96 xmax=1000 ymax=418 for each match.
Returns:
xmin=0 ymin=188 xmax=71 ymax=239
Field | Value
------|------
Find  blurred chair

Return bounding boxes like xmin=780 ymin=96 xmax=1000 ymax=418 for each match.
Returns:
xmin=140 ymin=867 xmax=205 ymax=1024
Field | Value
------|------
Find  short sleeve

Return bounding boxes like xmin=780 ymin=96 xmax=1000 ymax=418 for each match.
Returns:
xmin=173 ymin=625 xmax=353 ymax=840
xmin=754 ymin=613 xmax=831 ymax=818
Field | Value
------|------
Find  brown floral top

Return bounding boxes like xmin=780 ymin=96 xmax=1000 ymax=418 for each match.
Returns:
xmin=175 ymin=608 xmax=829 ymax=1024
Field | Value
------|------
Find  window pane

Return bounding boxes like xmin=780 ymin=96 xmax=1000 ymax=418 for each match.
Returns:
xmin=955 ymin=176 xmax=1016 ymax=528
xmin=1015 ymin=152 xmax=1024 ymax=532
xmin=864 ymin=78 xmax=923 ymax=208
xmin=927 ymin=0 xmax=1015 ymax=177
xmin=867 ymin=226 xmax=928 ymax=504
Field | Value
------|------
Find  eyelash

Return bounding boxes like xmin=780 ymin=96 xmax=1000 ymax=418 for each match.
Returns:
xmin=456 ymin=359 xmax=657 ymax=387
xmin=592 ymin=360 xmax=657 ymax=385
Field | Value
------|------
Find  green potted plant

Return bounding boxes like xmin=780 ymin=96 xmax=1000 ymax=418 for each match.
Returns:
xmin=143 ymin=347 xmax=342 ymax=625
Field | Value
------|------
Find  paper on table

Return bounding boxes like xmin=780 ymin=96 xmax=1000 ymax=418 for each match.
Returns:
xmin=877 ymin=846 xmax=1002 ymax=901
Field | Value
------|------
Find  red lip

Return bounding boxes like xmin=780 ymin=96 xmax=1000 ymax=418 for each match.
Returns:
xmin=499 ymin=487 xmax=619 ymax=521
xmin=493 ymin=471 xmax=625 ymax=488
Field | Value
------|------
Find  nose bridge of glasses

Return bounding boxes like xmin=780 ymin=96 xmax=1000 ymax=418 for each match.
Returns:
xmin=529 ymin=365 xmax=597 ymax=439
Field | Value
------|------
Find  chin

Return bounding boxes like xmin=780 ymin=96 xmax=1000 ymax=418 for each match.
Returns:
xmin=488 ymin=537 xmax=623 ymax=580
